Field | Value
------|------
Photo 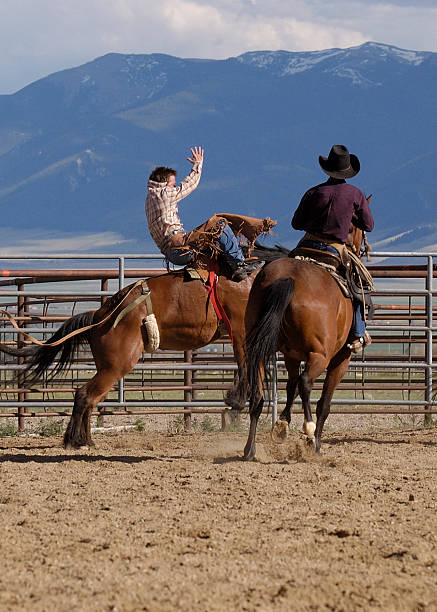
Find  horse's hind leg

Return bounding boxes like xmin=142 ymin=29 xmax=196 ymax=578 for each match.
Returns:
xmin=243 ymin=394 xmax=264 ymax=461
xmin=64 ymin=370 xmax=120 ymax=449
xmin=63 ymin=386 xmax=91 ymax=449
xmin=64 ymin=323 xmax=145 ymax=449
xmin=298 ymin=352 xmax=328 ymax=446
xmin=243 ymin=362 xmax=265 ymax=461
xmin=315 ymin=350 xmax=351 ymax=453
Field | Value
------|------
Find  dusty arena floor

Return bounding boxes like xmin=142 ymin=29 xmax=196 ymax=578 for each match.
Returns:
xmin=1 ymin=426 xmax=436 ymax=611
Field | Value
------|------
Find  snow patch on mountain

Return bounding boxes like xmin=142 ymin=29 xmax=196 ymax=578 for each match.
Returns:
xmin=327 ymin=66 xmax=382 ymax=87
xmin=363 ymin=42 xmax=427 ymax=65
xmin=237 ymin=49 xmax=344 ymax=75
xmin=236 ymin=42 xmax=429 ymax=81
xmin=121 ymin=56 xmax=168 ymax=97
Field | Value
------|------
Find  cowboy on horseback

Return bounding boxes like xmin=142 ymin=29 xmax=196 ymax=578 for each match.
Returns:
xmin=146 ymin=146 xmax=261 ymax=281
xmin=291 ymin=144 xmax=374 ymax=353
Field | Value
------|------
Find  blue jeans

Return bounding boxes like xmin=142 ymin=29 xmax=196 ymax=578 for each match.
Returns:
xmin=216 ymin=222 xmax=244 ymax=262
xmin=165 ymin=247 xmax=195 ymax=266
xmin=165 ymin=223 xmax=244 ymax=266
xmin=298 ymin=239 xmax=340 ymax=257
xmin=352 ymin=302 xmax=366 ymax=337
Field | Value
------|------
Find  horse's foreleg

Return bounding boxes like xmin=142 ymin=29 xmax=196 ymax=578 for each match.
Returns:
xmin=279 ymin=358 xmax=300 ymax=424
xmin=315 ymin=350 xmax=351 ymax=453
xmin=298 ymin=353 xmax=328 ymax=447
xmin=225 ymin=333 xmax=247 ymax=412
xmin=271 ymin=358 xmax=299 ymax=441
xmin=225 ymin=369 xmax=246 ymax=413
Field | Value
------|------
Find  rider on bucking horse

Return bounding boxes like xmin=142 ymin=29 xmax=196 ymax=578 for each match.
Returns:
xmin=291 ymin=144 xmax=374 ymax=353
xmin=146 ymin=146 xmax=264 ymax=282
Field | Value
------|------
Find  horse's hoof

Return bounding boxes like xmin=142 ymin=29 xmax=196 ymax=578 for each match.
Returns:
xmin=271 ymin=420 xmax=288 ymax=442
xmin=63 ymin=442 xmax=83 ymax=450
xmin=243 ymin=446 xmax=256 ymax=461
xmin=302 ymin=420 xmax=316 ymax=438
xmin=224 ymin=391 xmax=245 ymax=411
xmin=63 ymin=438 xmax=92 ymax=450
xmin=305 ymin=436 xmax=316 ymax=451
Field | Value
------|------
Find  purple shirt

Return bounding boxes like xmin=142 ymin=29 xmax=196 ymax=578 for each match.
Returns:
xmin=292 ymin=178 xmax=374 ymax=243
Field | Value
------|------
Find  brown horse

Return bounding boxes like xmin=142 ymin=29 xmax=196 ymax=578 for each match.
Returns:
xmin=1 ymin=268 xmax=262 ymax=449
xmin=235 ymin=226 xmax=365 ymax=460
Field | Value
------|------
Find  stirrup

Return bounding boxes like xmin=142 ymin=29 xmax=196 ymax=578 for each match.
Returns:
xmin=231 ymin=262 xmax=249 ymax=282
xmin=230 ymin=259 xmax=262 ymax=282
xmin=347 ymin=337 xmax=364 ymax=353
xmin=347 ymin=331 xmax=372 ymax=353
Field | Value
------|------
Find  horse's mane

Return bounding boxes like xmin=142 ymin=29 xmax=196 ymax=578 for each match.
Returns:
xmin=251 ymin=241 xmax=290 ymax=263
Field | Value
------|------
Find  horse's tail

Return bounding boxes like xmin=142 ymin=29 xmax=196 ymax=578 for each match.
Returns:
xmin=245 ymin=278 xmax=295 ymax=403
xmin=24 ymin=311 xmax=95 ymax=382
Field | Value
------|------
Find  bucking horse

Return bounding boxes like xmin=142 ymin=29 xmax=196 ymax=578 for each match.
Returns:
xmin=0 ymin=215 xmax=277 ymax=449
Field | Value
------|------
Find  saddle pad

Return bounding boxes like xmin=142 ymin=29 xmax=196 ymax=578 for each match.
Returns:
xmin=183 ymin=267 xmax=209 ymax=282
xmin=293 ymin=255 xmax=350 ymax=298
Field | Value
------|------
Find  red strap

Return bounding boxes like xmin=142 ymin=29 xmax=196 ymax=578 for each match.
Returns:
xmin=206 ymin=267 xmax=234 ymax=346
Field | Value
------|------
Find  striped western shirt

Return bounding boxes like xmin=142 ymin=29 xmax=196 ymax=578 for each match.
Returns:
xmin=145 ymin=161 xmax=203 ymax=252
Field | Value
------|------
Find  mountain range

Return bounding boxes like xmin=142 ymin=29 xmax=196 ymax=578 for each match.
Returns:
xmin=0 ymin=41 xmax=436 ymax=257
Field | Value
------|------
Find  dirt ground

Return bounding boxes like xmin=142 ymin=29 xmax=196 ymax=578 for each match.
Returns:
xmin=1 ymin=424 xmax=436 ymax=612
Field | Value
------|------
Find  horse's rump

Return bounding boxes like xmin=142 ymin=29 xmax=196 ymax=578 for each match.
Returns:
xmin=248 ymin=257 xmax=352 ymax=358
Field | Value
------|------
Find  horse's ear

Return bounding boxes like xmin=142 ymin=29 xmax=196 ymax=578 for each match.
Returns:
xmin=366 ymin=194 xmax=373 ymax=203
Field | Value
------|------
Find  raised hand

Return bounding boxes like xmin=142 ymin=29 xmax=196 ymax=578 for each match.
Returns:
xmin=186 ymin=146 xmax=204 ymax=163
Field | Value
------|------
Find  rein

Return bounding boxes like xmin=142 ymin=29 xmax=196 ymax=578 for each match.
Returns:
xmin=0 ymin=279 xmax=148 ymax=348
xmin=205 ymin=266 xmax=234 ymax=346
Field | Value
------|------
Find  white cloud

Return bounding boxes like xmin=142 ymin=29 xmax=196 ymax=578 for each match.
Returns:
xmin=0 ymin=229 xmax=131 ymax=256
xmin=0 ymin=0 xmax=436 ymax=93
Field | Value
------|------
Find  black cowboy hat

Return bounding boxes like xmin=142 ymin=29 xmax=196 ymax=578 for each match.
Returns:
xmin=319 ymin=144 xmax=360 ymax=179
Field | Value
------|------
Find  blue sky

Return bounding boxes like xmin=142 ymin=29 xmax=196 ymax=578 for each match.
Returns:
xmin=1 ymin=0 xmax=436 ymax=94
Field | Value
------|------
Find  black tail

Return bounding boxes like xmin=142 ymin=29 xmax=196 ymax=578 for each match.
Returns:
xmin=245 ymin=278 xmax=295 ymax=403
xmin=24 ymin=311 xmax=95 ymax=383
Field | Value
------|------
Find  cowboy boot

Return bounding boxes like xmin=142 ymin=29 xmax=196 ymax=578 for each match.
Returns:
xmin=347 ymin=330 xmax=372 ymax=353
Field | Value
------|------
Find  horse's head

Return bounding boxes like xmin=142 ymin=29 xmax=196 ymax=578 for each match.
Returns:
xmin=346 ymin=195 xmax=372 ymax=259
xmin=347 ymin=223 xmax=363 ymax=256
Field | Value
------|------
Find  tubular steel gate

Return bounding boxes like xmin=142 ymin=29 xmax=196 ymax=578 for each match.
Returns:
xmin=0 ymin=251 xmax=436 ymax=431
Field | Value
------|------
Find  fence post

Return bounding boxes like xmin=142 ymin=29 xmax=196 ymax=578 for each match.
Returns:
xmin=17 ymin=283 xmax=26 ymax=431
xmin=101 ymin=278 xmax=108 ymax=306
xmin=184 ymin=350 xmax=192 ymax=432
xmin=424 ymin=256 xmax=434 ymax=425
xmin=118 ymin=260 xmax=125 ymax=409
xmin=98 ymin=278 xmax=109 ymax=426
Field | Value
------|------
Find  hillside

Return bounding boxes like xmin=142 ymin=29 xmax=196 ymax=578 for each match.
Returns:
xmin=0 ymin=42 xmax=436 ymax=254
